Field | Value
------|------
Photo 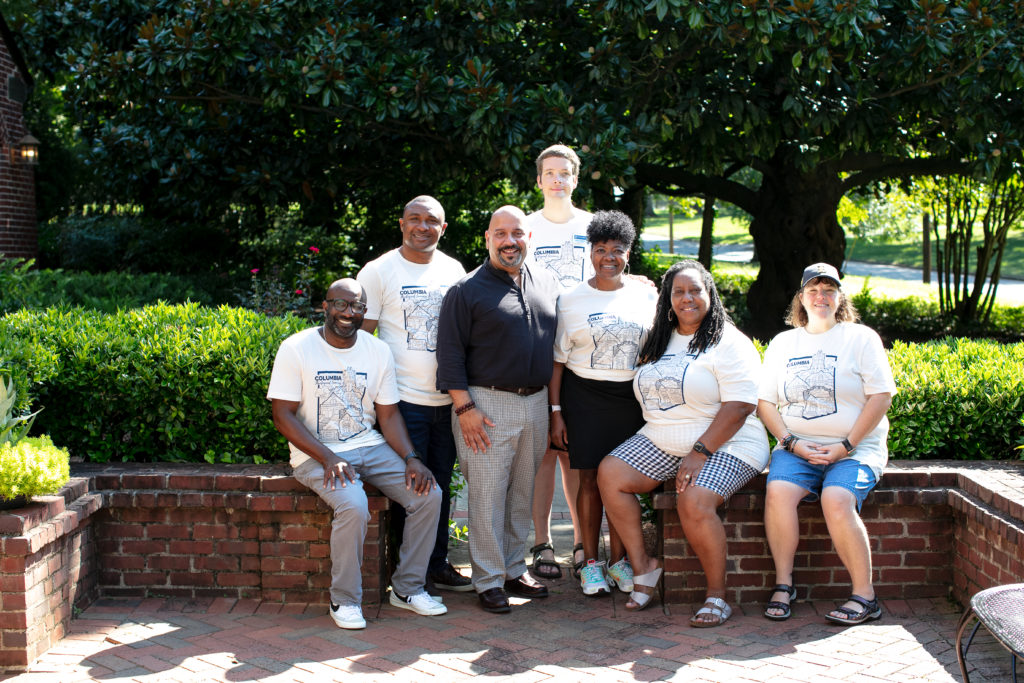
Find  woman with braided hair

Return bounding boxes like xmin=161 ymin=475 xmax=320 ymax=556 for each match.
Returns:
xmin=598 ymin=260 xmax=768 ymax=626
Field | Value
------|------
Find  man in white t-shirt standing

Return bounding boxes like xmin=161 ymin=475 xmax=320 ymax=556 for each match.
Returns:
xmin=357 ymin=195 xmax=472 ymax=594
xmin=524 ymin=144 xmax=592 ymax=580
xmin=267 ymin=278 xmax=446 ymax=630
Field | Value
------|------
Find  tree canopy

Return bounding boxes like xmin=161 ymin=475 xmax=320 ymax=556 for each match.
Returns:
xmin=12 ymin=0 xmax=1024 ymax=334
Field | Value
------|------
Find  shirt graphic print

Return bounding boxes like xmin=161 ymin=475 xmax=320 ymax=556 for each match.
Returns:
xmin=533 ymin=235 xmax=587 ymax=287
xmin=783 ymin=349 xmax=838 ymax=419
xmin=588 ymin=313 xmax=643 ymax=370
xmin=315 ymin=368 xmax=368 ymax=442
xmin=637 ymin=353 xmax=693 ymax=411
xmin=400 ymin=285 xmax=447 ymax=352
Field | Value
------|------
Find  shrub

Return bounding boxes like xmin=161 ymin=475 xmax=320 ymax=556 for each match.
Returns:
xmin=0 ymin=257 xmax=230 ymax=314
xmin=0 ymin=435 xmax=71 ymax=500
xmin=887 ymin=338 xmax=1024 ymax=459
xmin=3 ymin=303 xmax=1021 ymax=464
xmin=1 ymin=304 xmax=308 ymax=463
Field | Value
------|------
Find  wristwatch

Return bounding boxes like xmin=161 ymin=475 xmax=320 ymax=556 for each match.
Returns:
xmin=692 ymin=440 xmax=712 ymax=457
xmin=403 ymin=450 xmax=422 ymax=464
xmin=841 ymin=438 xmax=856 ymax=456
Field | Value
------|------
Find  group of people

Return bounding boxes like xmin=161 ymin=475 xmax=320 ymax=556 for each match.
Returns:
xmin=266 ymin=144 xmax=896 ymax=632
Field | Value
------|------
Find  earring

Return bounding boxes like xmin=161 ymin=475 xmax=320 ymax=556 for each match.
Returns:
xmin=667 ymin=309 xmax=676 ymax=322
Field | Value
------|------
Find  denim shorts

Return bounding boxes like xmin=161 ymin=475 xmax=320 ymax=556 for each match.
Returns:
xmin=765 ymin=449 xmax=877 ymax=512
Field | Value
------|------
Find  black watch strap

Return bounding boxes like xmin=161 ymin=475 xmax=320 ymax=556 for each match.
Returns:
xmin=692 ymin=440 xmax=712 ymax=457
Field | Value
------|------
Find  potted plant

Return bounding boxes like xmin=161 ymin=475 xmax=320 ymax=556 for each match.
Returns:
xmin=0 ymin=376 xmax=69 ymax=509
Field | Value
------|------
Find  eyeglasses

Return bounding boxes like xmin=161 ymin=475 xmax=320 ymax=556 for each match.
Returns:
xmin=324 ymin=299 xmax=367 ymax=314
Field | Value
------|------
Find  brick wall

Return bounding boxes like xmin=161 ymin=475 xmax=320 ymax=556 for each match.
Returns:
xmin=3 ymin=461 xmax=1023 ymax=673
xmin=0 ymin=31 xmax=37 ymax=260
xmin=0 ymin=464 xmax=391 ymax=672
xmin=654 ymin=462 xmax=1023 ymax=607
xmin=0 ymin=478 xmax=101 ymax=671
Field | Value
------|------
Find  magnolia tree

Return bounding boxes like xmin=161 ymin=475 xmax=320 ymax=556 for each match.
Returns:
xmin=14 ymin=0 xmax=1024 ymax=333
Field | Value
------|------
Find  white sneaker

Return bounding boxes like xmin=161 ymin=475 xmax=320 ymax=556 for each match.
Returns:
xmin=580 ymin=560 xmax=611 ymax=596
xmin=390 ymin=589 xmax=448 ymax=616
xmin=607 ymin=557 xmax=634 ymax=593
xmin=330 ymin=603 xmax=366 ymax=629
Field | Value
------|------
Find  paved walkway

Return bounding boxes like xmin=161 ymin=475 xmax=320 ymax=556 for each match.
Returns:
xmin=640 ymin=236 xmax=1024 ymax=304
xmin=4 ymin=588 xmax=1015 ymax=682
xmin=4 ymin=466 xmax=1018 ymax=682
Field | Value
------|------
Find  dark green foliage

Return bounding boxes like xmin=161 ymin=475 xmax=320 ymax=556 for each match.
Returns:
xmin=2 ymin=301 xmax=1021 ymax=463
xmin=888 ymin=339 xmax=1024 ymax=460
xmin=1 ymin=304 xmax=308 ymax=463
xmin=0 ymin=257 xmax=230 ymax=314
xmin=37 ymin=214 xmax=234 ymax=274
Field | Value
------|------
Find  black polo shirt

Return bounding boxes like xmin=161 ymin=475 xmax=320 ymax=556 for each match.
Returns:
xmin=436 ymin=259 xmax=559 ymax=392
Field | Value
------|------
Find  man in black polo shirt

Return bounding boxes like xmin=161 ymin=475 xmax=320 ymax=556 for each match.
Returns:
xmin=436 ymin=205 xmax=560 ymax=613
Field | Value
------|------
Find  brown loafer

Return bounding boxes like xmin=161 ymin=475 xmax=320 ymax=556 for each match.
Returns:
xmin=504 ymin=573 xmax=549 ymax=599
xmin=478 ymin=587 xmax=511 ymax=613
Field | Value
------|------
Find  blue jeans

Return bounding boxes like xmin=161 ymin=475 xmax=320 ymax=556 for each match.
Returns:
xmin=395 ymin=400 xmax=459 ymax=574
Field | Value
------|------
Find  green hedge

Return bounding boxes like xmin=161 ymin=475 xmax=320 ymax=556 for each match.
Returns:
xmin=2 ymin=304 xmax=1022 ymax=463
xmin=1 ymin=304 xmax=307 ymax=463
xmin=888 ymin=338 xmax=1024 ymax=460
xmin=0 ymin=257 xmax=230 ymax=315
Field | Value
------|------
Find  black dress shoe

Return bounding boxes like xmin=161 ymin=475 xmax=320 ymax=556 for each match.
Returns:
xmin=504 ymin=574 xmax=549 ymax=599
xmin=478 ymin=587 xmax=511 ymax=613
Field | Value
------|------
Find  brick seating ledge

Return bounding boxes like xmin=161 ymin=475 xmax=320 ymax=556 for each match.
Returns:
xmin=1 ymin=460 xmax=1023 ymax=672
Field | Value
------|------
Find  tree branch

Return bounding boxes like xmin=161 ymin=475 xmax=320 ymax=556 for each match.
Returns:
xmin=634 ymin=162 xmax=758 ymax=214
xmin=840 ymin=156 xmax=972 ymax=192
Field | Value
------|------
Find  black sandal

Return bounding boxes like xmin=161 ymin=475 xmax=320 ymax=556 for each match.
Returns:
xmin=530 ymin=542 xmax=562 ymax=579
xmin=763 ymin=584 xmax=797 ymax=621
xmin=570 ymin=543 xmax=585 ymax=579
xmin=825 ymin=594 xmax=882 ymax=625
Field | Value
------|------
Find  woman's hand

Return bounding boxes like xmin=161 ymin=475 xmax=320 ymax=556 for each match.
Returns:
xmin=804 ymin=442 xmax=848 ymax=465
xmin=549 ymin=411 xmax=568 ymax=450
xmin=675 ymin=452 xmax=706 ymax=493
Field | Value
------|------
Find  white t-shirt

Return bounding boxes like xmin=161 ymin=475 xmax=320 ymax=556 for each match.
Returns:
xmin=758 ymin=322 xmax=897 ymax=478
xmin=634 ymin=325 xmax=769 ymax=471
xmin=554 ymin=279 xmax=658 ymax=381
xmin=357 ymin=248 xmax=466 ymax=406
xmin=525 ymin=207 xmax=595 ymax=290
xmin=266 ymin=328 xmax=399 ymax=467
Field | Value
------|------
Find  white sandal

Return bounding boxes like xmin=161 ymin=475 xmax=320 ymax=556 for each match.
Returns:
xmin=625 ymin=566 xmax=662 ymax=611
xmin=690 ymin=596 xmax=732 ymax=628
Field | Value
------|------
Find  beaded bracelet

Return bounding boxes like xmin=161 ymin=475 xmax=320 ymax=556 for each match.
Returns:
xmin=454 ymin=401 xmax=476 ymax=416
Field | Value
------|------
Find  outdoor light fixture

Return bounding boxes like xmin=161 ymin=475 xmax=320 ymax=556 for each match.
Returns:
xmin=10 ymin=133 xmax=40 ymax=165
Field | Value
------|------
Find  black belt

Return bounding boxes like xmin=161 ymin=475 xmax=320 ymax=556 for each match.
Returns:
xmin=488 ymin=385 xmax=545 ymax=396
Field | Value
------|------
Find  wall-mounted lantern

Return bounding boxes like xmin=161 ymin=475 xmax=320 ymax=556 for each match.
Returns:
xmin=10 ymin=133 xmax=40 ymax=165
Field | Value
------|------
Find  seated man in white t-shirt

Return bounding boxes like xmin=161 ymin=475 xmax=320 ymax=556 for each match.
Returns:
xmin=267 ymin=278 xmax=445 ymax=630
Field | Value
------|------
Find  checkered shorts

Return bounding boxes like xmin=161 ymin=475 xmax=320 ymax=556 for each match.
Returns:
xmin=609 ymin=434 xmax=759 ymax=499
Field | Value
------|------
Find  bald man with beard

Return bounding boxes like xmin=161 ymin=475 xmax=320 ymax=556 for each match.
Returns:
xmin=436 ymin=206 xmax=561 ymax=614
xmin=268 ymin=278 xmax=445 ymax=630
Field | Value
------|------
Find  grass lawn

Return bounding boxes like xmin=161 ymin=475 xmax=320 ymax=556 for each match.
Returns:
xmin=641 ymin=212 xmax=1024 ymax=282
xmin=641 ymin=214 xmax=1024 ymax=306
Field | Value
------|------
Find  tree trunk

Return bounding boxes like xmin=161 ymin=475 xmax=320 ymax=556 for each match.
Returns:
xmin=746 ymin=168 xmax=846 ymax=342
xmin=698 ymin=196 xmax=714 ymax=269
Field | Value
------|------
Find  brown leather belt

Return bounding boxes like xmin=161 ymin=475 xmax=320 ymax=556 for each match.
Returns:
xmin=488 ymin=385 xmax=545 ymax=396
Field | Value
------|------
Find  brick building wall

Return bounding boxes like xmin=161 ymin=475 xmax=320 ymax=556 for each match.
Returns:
xmin=0 ymin=19 xmax=37 ymax=260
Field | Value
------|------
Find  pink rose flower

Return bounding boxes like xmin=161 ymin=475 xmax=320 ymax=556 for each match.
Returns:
xmin=295 ymin=289 xmax=303 ymax=295
xmin=309 ymin=246 xmax=320 ymax=253
xmin=250 ymin=268 xmax=259 ymax=274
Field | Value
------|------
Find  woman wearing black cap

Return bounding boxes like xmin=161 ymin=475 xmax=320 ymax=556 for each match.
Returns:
xmin=757 ymin=263 xmax=897 ymax=625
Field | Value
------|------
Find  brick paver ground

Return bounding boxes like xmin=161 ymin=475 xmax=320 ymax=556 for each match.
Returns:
xmin=3 ymin=580 xmax=1015 ymax=682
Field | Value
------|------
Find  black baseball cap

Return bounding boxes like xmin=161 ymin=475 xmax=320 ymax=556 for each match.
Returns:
xmin=801 ymin=263 xmax=842 ymax=288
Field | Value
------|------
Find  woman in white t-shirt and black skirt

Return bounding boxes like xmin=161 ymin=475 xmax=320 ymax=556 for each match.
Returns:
xmin=598 ymin=260 xmax=769 ymax=627
xmin=548 ymin=211 xmax=658 ymax=598
xmin=757 ymin=263 xmax=896 ymax=626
